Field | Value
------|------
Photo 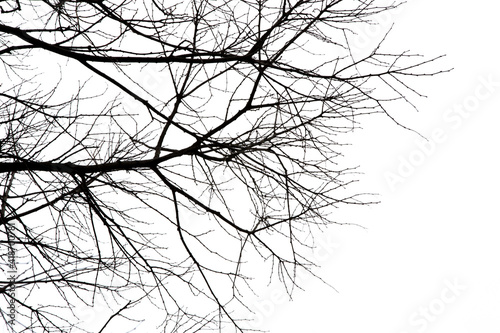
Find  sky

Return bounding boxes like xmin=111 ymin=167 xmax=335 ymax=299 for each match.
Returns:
xmin=248 ymin=0 xmax=500 ymax=332
xmin=2 ymin=1 xmax=499 ymax=332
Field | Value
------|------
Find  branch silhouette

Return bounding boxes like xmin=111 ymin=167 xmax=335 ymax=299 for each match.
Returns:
xmin=0 ymin=0 xmax=447 ymax=331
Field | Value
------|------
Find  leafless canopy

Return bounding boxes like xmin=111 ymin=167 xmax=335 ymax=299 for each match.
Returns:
xmin=0 ymin=0 xmax=444 ymax=331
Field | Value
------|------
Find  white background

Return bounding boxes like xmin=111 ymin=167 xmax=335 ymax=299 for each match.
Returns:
xmin=253 ymin=0 xmax=500 ymax=332
xmin=3 ymin=1 xmax=499 ymax=332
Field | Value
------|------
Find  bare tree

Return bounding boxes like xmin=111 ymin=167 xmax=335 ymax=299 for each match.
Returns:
xmin=0 ymin=0 xmax=446 ymax=332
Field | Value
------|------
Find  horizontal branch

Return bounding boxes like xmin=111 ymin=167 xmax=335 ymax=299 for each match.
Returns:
xmin=0 ymin=146 xmax=198 ymax=174
xmin=0 ymin=159 xmax=150 ymax=174
xmin=0 ymin=24 xmax=252 ymax=64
